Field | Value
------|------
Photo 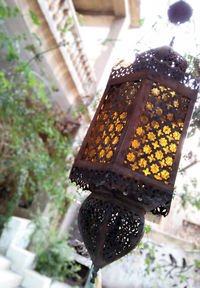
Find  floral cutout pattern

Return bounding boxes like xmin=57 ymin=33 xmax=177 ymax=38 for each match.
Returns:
xmin=82 ymin=81 xmax=141 ymax=163
xmin=124 ymin=82 xmax=190 ymax=184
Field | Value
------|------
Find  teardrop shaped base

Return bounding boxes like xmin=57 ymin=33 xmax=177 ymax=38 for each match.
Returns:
xmin=78 ymin=193 xmax=145 ymax=271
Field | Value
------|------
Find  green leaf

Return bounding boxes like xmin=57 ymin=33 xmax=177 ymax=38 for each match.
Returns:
xmin=0 ymin=5 xmax=6 ymax=19
xmin=67 ymin=17 xmax=73 ymax=25
xmin=6 ymin=6 xmax=11 ymax=18
xmin=191 ymin=177 xmax=198 ymax=188
xmin=5 ymin=46 xmax=19 ymax=61
xmin=139 ymin=18 xmax=144 ymax=27
xmin=28 ymin=73 xmax=36 ymax=87
xmin=156 ymin=264 xmax=161 ymax=272
xmin=29 ymin=10 xmax=40 ymax=26
xmin=59 ymin=28 xmax=67 ymax=33
xmin=76 ymin=12 xmax=84 ymax=26
xmin=194 ymin=259 xmax=200 ymax=268
xmin=179 ymin=274 xmax=187 ymax=282
xmin=145 ymin=225 xmax=151 ymax=234
xmin=24 ymin=44 xmax=36 ymax=51
xmin=145 ymin=258 xmax=150 ymax=265
xmin=192 ymin=200 xmax=200 ymax=210
xmin=32 ymin=33 xmax=42 ymax=46
xmin=13 ymin=7 xmax=19 ymax=17
xmin=0 ymin=71 xmax=11 ymax=88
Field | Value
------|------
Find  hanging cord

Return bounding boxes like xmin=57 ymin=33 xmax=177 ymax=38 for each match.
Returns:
xmin=84 ymin=264 xmax=99 ymax=287
xmin=91 ymin=266 xmax=99 ymax=284
xmin=169 ymin=36 xmax=175 ymax=47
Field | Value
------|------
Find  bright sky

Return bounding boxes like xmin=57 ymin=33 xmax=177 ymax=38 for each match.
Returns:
xmin=116 ymin=0 xmax=200 ymax=63
xmin=80 ymin=0 xmax=200 ymax=65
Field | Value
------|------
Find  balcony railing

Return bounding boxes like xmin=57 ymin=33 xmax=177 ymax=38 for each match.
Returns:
xmin=37 ymin=0 xmax=96 ymax=100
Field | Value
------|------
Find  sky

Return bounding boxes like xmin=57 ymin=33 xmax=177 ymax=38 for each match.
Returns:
xmin=115 ymin=0 xmax=200 ymax=63
xmin=80 ymin=0 xmax=200 ymax=66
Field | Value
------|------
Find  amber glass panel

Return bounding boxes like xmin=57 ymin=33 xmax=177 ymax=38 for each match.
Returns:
xmin=82 ymin=81 xmax=141 ymax=163
xmin=124 ymin=82 xmax=190 ymax=184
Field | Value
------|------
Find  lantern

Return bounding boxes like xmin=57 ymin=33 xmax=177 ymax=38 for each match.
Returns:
xmin=70 ymin=46 xmax=199 ymax=279
xmin=168 ymin=0 xmax=193 ymax=24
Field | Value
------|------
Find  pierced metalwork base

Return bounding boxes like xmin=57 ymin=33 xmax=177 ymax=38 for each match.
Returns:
xmin=78 ymin=193 xmax=145 ymax=272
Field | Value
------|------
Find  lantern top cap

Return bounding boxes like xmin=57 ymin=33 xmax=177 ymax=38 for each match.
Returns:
xmin=134 ymin=45 xmax=188 ymax=74
xmin=129 ymin=45 xmax=193 ymax=84
xmin=111 ymin=46 xmax=199 ymax=90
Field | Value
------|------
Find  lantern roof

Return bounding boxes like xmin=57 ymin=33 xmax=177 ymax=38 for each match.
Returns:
xmin=111 ymin=46 xmax=199 ymax=91
xmin=134 ymin=46 xmax=187 ymax=78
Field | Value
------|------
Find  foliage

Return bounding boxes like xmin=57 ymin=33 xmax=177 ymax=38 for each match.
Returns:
xmin=194 ymin=259 xmax=200 ymax=268
xmin=0 ymin=1 xmax=74 ymax=230
xmin=188 ymin=102 xmax=200 ymax=137
xmin=29 ymin=10 xmax=40 ymax=26
xmin=69 ymin=103 xmax=88 ymax=119
xmin=0 ymin=1 xmax=19 ymax=19
xmin=184 ymin=54 xmax=200 ymax=138
xmin=28 ymin=210 xmax=51 ymax=254
xmin=138 ymin=241 xmax=200 ymax=287
xmin=34 ymin=231 xmax=80 ymax=281
xmin=31 ymin=213 xmax=80 ymax=281
xmin=179 ymin=176 xmax=200 ymax=210
xmin=0 ymin=1 xmax=81 ymax=281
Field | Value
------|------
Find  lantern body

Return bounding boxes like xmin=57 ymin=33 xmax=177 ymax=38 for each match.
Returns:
xmin=70 ymin=46 xmax=199 ymax=271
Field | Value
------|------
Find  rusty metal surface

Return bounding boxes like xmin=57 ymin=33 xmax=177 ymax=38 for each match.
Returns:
xmin=71 ymin=75 xmax=196 ymax=214
xmin=70 ymin=46 xmax=199 ymax=274
xmin=71 ymin=47 xmax=198 ymax=215
xmin=110 ymin=46 xmax=199 ymax=91
xmin=70 ymin=165 xmax=172 ymax=213
xmin=78 ymin=193 xmax=144 ymax=270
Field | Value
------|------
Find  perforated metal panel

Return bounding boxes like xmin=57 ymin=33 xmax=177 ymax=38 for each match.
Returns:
xmin=78 ymin=194 xmax=144 ymax=270
xmin=72 ymin=47 xmax=198 ymax=203
xmin=124 ymin=82 xmax=190 ymax=185
xmin=82 ymin=81 xmax=141 ymax=163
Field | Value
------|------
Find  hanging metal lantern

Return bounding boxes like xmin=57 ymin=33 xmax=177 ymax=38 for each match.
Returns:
xmin=70 ymin=46 xmax=199 ymax=279
xmin=168 ymin=1 xmax=193 ymax=24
